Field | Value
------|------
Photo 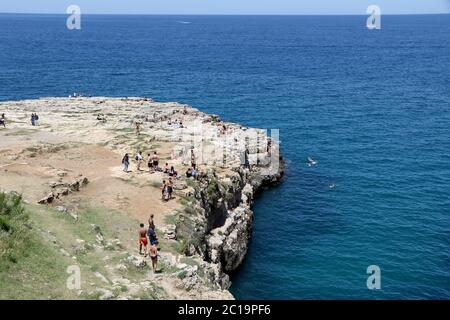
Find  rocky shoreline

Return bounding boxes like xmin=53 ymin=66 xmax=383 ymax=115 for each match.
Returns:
xmin=177 ymin=155 xmax=285 ymax=290
xmin=0 ymin=97 xmax=284 ymax=299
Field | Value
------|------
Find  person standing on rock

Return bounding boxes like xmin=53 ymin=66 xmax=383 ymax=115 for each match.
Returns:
xmin=161 ymin=180 xmax=168 ymax=201
xmin=149 ymin=243 xmax=158 ymax=273
xmin=147 ymin=225 xmax=158 ymax=246
xmin=135 ymin=151 xmax=143 ymax=171
xmin=190 ymin=149 xmax=196 ymax=169
xmin=148 ymin=214 xmax=155 ymax=231
xmin=138 ymin=223 xmax=148 ymax=257
xmin=147 ymin=153 xmax=153 ymax=173
xmin=151 ymin=151 xmax=159 ymax=171
xmin=122 ymin=153 xmax=130 ymax=172
xmin=167 ymin=178 xmax=174 ymax=199
xmin=134 ymin=122 xmax=141 ymax=136
xmin=244 ymin=147 xmax=250 ymax=169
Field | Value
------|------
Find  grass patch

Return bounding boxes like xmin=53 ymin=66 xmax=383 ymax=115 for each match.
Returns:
xmin=163 ymin=213 xmax=177 ymax=226
xmin=0 ymin=193 xmax=79 ymax=299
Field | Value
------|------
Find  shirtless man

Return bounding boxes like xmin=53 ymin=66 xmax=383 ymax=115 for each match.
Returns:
xmin=149 ymin=243 xmax=158 ymax=273
xmin=135 ymin=122 xmax=141 ymax=136
xmin=148 ymin=214 xmax=155 ymax=231
xmin=151 ymin=151 xmax=159 ymax=171
xmin=167 ymin=178 xmax=174 ymax=199
xmin=147 ymin=153 xmax=153 ymax=173
xmin=138 ymin=223 xmax=148 ymax=257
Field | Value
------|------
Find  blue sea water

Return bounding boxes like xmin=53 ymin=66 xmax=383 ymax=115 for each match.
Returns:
xmin=1 ymin=14 xmax=449 ymax=299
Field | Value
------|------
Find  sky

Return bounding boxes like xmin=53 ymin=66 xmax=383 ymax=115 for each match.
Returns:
xmin=0 ymin=0 xmax=449 ymax=15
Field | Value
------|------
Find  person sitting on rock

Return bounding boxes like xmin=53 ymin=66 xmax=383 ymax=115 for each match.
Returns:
xmin=163 ymin=162 xmax=169 ymax=173
xmin=169 ymin=166 xmax=177 ymax=178
xmin=186 ymin=167 xmax=192 ymax=178
xmin=96 ymin=114 xmax=106 ymax=122
xmin=138 ymin=223 xmax=148 ymax=257
xmin=191 ymin=167 xmax=199 ymax=180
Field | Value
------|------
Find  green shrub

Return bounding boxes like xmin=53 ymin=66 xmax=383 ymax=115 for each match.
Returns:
xmin=0 ymin=192 xmax=29 ymax=265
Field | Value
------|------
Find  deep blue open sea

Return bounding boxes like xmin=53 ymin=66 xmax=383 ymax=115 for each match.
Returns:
xmin=1 ymin=14 xmax=449 ymax=299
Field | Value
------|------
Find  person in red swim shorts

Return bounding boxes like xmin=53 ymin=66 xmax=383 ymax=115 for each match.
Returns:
xmin=138 ymin=223 xmax=148 ymax=257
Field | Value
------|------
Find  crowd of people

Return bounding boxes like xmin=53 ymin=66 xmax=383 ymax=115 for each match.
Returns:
xmin=0 ymin=112 xmax=45 ymax=128
xmin=122 ymin=151 xmax=163 ymax=174
xmin=121 ymin=148 xmax=188 ymax=203
xmin=123 ymin=107 xmax=246 ymax=272
xmin=167 ymin=118 xmax=184 ymax=129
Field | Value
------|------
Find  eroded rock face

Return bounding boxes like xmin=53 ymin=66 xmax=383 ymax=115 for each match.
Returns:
xmin=38 ymin=176 xmax=89 ymax=205
xmin=38 ymin=192 xmax=55 ymax=204
xmin=220 ymin=206 xmax=254 ymax=272
xmin=176 ymin=155 xmax=284 ymax=289
xmin=125 ymin=255 xmax=147 ymax=268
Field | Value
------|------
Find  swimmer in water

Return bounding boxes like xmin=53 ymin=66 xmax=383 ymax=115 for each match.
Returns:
xmin=307 ymin=157 xmax=317 ymax=166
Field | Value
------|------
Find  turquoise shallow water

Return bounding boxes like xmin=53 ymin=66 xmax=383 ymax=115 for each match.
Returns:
xmin=0 ymin=14 xmax=449 ymax=299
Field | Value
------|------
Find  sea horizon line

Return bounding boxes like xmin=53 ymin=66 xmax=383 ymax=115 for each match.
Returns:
xmin=1 ymin=12 xmax=449 ymax=16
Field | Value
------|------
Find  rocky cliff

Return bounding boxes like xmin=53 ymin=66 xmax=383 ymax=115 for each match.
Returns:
xmin=176 ymin=137 xmax=285 ymax=290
